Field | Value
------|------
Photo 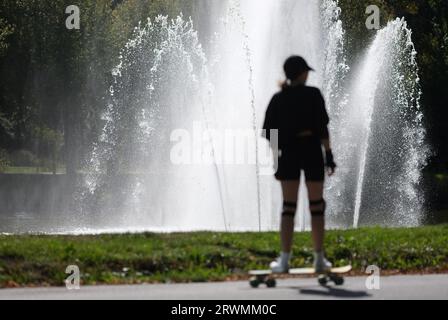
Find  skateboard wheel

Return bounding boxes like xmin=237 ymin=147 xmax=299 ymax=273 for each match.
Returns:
xmin=249 ymin=277 xmax=260 ymax=288
xmin=266 ymin=278 xmax=276 ymax=288
xmin=318 ymin=275 xmax=328 ymax=286
xmin=333 ymin=276 xmax=344 ymax=286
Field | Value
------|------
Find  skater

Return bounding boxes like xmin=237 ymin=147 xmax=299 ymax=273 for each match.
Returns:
xmin=262 ymin=56 xmax=336 ymax=273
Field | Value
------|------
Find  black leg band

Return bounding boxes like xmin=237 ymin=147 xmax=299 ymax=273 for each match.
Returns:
xmin=311 ymin=210 xmax=325 ymax=217
xmin=310 ymin=199 xmax=326 ymax=217
xmin=310 ymin=199 xmax=325 ymax=206
xmin=282 ymin=201 xmax=297 ymax=218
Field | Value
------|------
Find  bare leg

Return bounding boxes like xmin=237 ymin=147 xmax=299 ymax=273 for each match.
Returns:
xmin=280 ymin=180 xmax=300 ymax=253
xmin=306 ymin=181 xmax=325 ymax=252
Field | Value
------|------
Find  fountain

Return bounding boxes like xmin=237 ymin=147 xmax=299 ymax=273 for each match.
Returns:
xmin=0 ymin=0 xmax=428 ymax=234
xmin=324 ymin=18 xmax=427 ymax=228
xmin=347 ymin=19 xmax=427 ymax=227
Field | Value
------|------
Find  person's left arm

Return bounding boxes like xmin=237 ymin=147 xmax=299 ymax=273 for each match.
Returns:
xmin=314 ymin=90 xmax=336 ymax=175
xmin=262 ymin=94 xmax=279 ymax=142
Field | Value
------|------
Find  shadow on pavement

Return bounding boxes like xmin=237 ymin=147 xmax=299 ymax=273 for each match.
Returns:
xmin=293 ymin=286 xmax=371 ymax=299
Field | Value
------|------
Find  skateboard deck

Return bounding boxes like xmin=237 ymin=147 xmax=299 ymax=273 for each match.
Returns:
xmin=248 ymin=265 xmax=352 ymax=288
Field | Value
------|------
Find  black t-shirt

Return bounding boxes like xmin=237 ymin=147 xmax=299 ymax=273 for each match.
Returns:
xmin=262 ymin=85 xmax=329 ymax=148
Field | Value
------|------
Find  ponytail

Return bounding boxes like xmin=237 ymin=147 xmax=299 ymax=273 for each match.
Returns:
xmin=279 ymin=79 xmax=290 ymax=91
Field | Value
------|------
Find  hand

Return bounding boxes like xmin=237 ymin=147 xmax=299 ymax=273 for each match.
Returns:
xmin=325 ymin=150 xmax=336 ymax=176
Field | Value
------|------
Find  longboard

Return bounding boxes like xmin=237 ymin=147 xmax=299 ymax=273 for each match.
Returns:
xmin=248 ymin=265 xmax=352 ymax=288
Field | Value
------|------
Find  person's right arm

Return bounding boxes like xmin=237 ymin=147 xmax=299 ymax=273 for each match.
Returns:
xmin=263 ymin=94 xmax=282 ymax=164
xmin=262 ymin=94 xmax=279 ymax=142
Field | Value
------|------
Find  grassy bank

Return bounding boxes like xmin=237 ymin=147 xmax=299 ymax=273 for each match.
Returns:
xmin=0 ymin=225 xmax=447 ymax=288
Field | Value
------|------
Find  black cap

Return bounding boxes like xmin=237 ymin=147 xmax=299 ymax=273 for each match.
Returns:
xmin=283 ymin=56 xmax=314 ymax=81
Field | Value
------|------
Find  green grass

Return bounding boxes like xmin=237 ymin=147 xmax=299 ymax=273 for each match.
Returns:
xmin=0 ymin=225 xmax=447 ymax=288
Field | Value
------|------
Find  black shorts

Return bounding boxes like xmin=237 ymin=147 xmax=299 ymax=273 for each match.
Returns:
xmin=275 ymin=138 xmax=324 ymax=182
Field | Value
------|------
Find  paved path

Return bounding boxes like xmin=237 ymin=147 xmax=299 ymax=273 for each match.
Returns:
xmin=0 ymin=274 xmax=447 ymax=300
